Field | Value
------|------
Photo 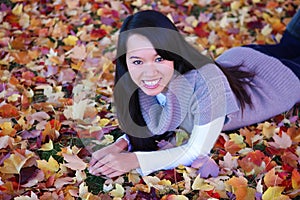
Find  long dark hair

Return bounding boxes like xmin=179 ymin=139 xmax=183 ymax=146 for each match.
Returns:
xmin=114 ymin=10 xmax=254 ymax=151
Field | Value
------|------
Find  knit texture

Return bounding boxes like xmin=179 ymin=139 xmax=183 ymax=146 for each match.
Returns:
xmin=138 ymin=47 xmax=300 ymax=134
xmin=139 ymin=63 xmax=239 ymax=135
xmin=217 ymin=47 xmax=300 ymax=130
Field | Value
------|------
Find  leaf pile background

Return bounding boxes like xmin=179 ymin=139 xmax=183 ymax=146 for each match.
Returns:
xmin=0 ymin=0 xmax=300 ymax=199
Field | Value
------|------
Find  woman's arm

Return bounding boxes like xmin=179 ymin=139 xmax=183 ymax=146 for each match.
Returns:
xmin=134 ymin=116 xmax=225 ymax=176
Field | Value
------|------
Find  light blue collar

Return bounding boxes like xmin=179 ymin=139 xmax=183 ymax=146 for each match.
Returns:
xmin=156 ymin=93 xmax=166 ymax=107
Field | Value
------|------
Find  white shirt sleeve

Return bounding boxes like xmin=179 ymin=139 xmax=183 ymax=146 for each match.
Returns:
xmin=134 ymin=116 xmax=225 ymax=176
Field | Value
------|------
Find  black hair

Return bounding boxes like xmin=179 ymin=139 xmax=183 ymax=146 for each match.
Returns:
xmin=114 ymin=10 xmax=254 ymax=151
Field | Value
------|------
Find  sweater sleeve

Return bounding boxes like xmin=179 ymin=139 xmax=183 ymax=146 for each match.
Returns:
xmin=134 ymin=116 xmax=225 ymax=176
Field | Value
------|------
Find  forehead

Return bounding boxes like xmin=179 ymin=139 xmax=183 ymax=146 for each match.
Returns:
xmin=126 ymin=34 xmax=155 ymax=53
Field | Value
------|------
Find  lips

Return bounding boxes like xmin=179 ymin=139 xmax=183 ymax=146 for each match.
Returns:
xmin=143 ymin=78 xmax=161 ymax=89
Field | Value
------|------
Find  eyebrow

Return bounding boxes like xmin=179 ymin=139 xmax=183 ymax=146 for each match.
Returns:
xmin=129 ymin=56 xmax=141 ymax=59
xmin=128 ymin=54 xmax=159 ymax=59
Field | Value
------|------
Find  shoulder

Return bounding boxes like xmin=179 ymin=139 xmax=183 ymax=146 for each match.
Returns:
xmin=216 ymin=46 xmax=275 ymax=66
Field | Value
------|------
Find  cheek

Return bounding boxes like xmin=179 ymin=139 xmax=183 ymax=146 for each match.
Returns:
xmin=162 ymin=62 xmax=174 ymax=78
xmin=127 ymin=65 xmax=141 ymax=81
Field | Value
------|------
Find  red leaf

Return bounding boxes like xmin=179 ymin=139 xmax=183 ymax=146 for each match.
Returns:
xmin=194 ymin=22 xmax=209 ymax=37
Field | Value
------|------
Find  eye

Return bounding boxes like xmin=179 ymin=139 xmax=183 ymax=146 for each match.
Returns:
xmin=155 ymin=56 xmax=164 ymax=62
xmin=132 ymin=60 xmax=143 ymax=65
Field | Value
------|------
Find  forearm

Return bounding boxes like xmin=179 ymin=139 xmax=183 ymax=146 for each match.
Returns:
xmin=134 ymin=116 xmax=225 ymax=176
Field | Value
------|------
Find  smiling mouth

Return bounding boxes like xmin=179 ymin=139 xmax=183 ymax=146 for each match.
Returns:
xmin=143 ymin=79 xmax=161 ymax=88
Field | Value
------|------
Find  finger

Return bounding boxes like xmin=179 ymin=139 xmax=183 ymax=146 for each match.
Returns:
xmin=89 ymin=160 xmax=106 ymax=174
xmin=89 ymin=148 xmax=108 ymax=166
xmin=91 ymin=164 xmax=112 ymax=175
xmin=106 ymin=170 xmax=126 ymax=178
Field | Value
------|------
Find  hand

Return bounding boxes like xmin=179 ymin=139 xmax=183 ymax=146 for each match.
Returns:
xmin=89 ymin=152 xmax=139 ymax=178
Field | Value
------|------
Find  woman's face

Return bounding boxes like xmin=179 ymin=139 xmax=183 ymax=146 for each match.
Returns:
xmin=126 ymin=34 xmax=174 ymax=96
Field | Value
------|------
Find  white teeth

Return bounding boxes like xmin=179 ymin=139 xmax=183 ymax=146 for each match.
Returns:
xmin=143 ymin=79 xmax=159 ymax=86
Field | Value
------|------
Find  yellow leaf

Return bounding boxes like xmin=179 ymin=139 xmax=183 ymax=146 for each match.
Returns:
xmin=37 ymin=156 xmax=60 ymax=179
xmin=191 ymin=174 xmax=214 ymax=191
xmin=230 ymin=1 xmax=241 ymax=10
xmin=40 ymin=140 xmax=54 ymax=151
xmin=95 ymin=134 xmax=114 ymax=146
xmin=128 ymin=171 xmax=141 ymax=184
xmin=63 ymin=35 xmax=78 ymax=46
xmin=159 ymin=179 xmax=172 ymax=186
xmin=7 ymin=94 xmax=20 ymax=102
xmin=262 ymin=186 xmax=290 ymax=200
xmin=0 ymin=152 xmax=34 ymax=174
xmin=175 ymin=130 xmax=189 ymax=146
xmin=0 ymin=121 xmax=17 ymax=136
xmin=99 ymin=118 xmax=110 ymax=127
xmin=110 ymin=183 xmax=124 ymax=198
xmin=259 ymin=122 xmax=276 ymax=139
xmin=12 ymin=4 xmax=23 ymax=16
xmin=292 ymin=169 xmax=300 ymax=190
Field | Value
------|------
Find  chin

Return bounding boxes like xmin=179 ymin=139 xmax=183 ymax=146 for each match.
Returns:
xmin=141 ymin=88 xmax=162 ymax=96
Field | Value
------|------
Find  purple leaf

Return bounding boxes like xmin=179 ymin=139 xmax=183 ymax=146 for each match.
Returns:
xmin=191 ymin=155 xmax=219 ymax=178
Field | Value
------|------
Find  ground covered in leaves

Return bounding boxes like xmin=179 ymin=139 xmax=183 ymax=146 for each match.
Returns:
xmin=0 ymin=0 xmax=300 ymax=199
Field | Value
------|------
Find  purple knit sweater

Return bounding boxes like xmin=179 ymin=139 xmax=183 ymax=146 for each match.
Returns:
xmin=138 ymin=47 xmax=300 ymax=134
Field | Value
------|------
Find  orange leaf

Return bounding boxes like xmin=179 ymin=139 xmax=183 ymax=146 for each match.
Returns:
xmin=281 ymin=151 xmax=298 ymax=168
xmin=292 ymin=169 xmax=300 ymax=190
xmin=264 ymin=168 xmax=283 ymax=187
xmin=226 ymin=176 xmax=255 ymax=200
xmin=0 ymin=104 xmax=19 ymax=118
xmin=11 ymin=51 xmax=32 ymax=65
xmin=240 ymin=128 xmax=256 ymax=147
xmin=286 ymin=126 xmax=300 ymax=143
xmin=41 ymin=120 xmax=61 ymax=142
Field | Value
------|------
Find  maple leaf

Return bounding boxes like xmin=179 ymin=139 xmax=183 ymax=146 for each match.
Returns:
xmin=258 ymin=121 xmax=276 ymax=139
xmin=219 ymin=152 xmax=238 ymax=170
xmin=264 ymin=168 xmax=283 ymax=187
xmin=268 ymin=132 xmax=292 ymax=149
xmin=224 ymin=133 xmax=246 ymax=154
xmin=226 ymin=176 xmax=256 ymax=200
xmin=281 ymin=151 xmax=298 ymax=168
xmin=41 ymin=119 xmax=61 ymax=142
xmin=191 ymin=155 xmax=219 ymax=178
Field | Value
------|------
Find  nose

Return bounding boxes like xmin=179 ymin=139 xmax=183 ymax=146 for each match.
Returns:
xmin=143 ymin=62 xmax=158 ymax=77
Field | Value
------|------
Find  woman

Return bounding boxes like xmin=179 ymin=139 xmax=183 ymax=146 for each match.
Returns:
xmin=89 ymin=10 xmax=300 ymax=178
